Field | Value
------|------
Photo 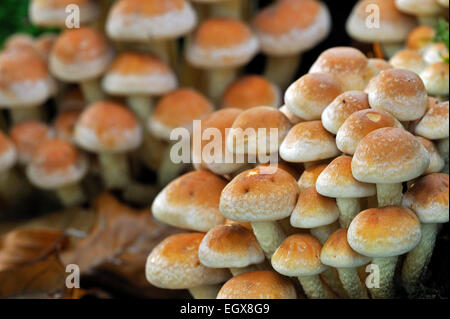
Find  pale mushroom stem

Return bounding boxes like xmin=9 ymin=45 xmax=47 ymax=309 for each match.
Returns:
xmin=310 ymin=223 xmax=338 ymax=244
xmin=10 ymin=107 xmax=42 ymax=124
xmin=56 ymin=183 xmax=86 ymax=207
xmin=207 ymin=68 xmax=237 ymax=106
xmin=0 ymin=168 xmax=31 ymax=202
xmin=336 ymin=197 xmax=361 ymax=228
xmin=338 ymin=268 xmax=369 ymax=299
xmin=80 ymin=79 xmax=105 ymax=104
xmin=138 ymin=133 xmax=166 ymax=171
xmin=188 ymin=284 xmax=222 ymax=299
xmin=127 ymin=95 xmax=154 ymax=125
xmin=380 ymin=42 xmax=404 ymax=59
xmin=320 ymin=268 xmax=349 ymax=298
xmin=150 ymin=39 xmax=178 ymax=71
xmin=376 ymin=183 xmax=403 ymax=207
xmin=437 ymin=138 xmax=449 ymax=174
xmin=229 ymin=265 xmax=259 ymax=277
xmin=211 ymin=0 xmax=242 ymax=19
xmin=265 ymin=55 xmax=302 ymax=91
xmin=99 ymin=153 xmax=131 ymax=189
xmin=368 ymin=256 xmax=398 ymax=299
xmin=158 ymin=145 xmax=187 ymax=187
xmin=192 ymin=3 xmax=208 ymax=23
xmin=251 ymin=221 xmax=286 ymax=259
xmin=401 ymin=223 xmax=439 ymax=295
xmin=298 ymin=275 xmax=335 ymax=299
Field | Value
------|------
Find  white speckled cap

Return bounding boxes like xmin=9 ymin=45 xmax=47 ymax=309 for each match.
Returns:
xmin=415 ymin=101 xmax=449 ymax=140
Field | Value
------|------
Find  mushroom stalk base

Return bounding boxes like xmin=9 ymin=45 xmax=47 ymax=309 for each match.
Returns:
xmin=265 ymin=55 xmax=301 ymax=91
xmin=376 ymin=183 xmax=403 ymax=207
xmin=310 ymin=223 xmax=339 ymax=244
xmin=56 ymin=183 xmax=85 ymax=207
xmin=368 ymin=256 xmax=398 ymax=299
xmin=127 ymin=96 xmax=154 ymax=125
xmin=138 ymin=134 xmax=166 ymax=171
xmin=380 ymin=42 xmax=404 ymax=59
xmin=402 ymin=223 xmax=439 ymax=295
xmin=251 ymin=221 xmax=286 ymax=259
xmin=10 ymin=106 xmax=42 ymax=124
xmin=298 ymin=275 xmax=335 ymax=299
xmin=229 ymin=265 xmax=259 ymax=277
xmin=80 ymin=79 xmax=105 ymax=104
xmin=320 ymin=268 xmax=349 ymax=298
xmin=188 ymin=284 xmax=221 ymax=299
xmin=211 ymin=0 xmax=242 ymax=19
xmin=149 ymin=40 xmax=178 ymax=70
xmin=336 ymin=197 xmax=361 ymax=228
xmin=437 ymin=138 xmax=449 ymax=174
xmin=207 ymin=68 xmax=237 ymax=106
xmin=99 ymin=153 xmax=131 ymax=190
xmin=338 ymin=268 xmax=369 ymax=299
xmin=158 ymin=145 xmax=187 ymax=187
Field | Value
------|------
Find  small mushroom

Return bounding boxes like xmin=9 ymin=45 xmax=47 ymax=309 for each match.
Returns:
xmin=389 ymin=49 xmax=427 ymax=74
xmin=30 ymin=0 xmax=99 ymax=27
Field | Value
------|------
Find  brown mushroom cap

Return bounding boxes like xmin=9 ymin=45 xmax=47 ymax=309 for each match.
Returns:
xmin=219 ymin=167 xmax=300 ymax=222
xmin=321 ymin=90 xmax=370 ymax=135
xmin=145 ymin=233 xmax=230 ymax=289
xmin=336 ymin=109 xmax=403 ymax=155
xmin=50 ymin=27 xmax=113 ymax=82
xmin=0 ymin=132 xmax=17 ymax=172
xmin=321 ymin=229 xmax=371 ymax=268
xmin=347 ymin=206 xmax=422 ymax=258
xmin=416 ymin=136 xmax=445 ymax=174
xmin=272 ymin=233 xmax=328 ymax=276
xmin=152 ymin=171 xmax=227 ymax=232
xmin=414 ymin=101 xmax=449 ymax=140
xmin=365 ymin=58 xmax=393 ymax=81
xmin=402 ymin=173 xmax=449 ymax=223
xmin=217 ymin=270 xmax=297 ymax=299
xmin=290 ymin=186 xmax=340 ymax=229
xmin=285 ymin=73 xmax=343 ymax=120
xmin=186 ymin=18 xmax=259 ymax=69
xmin=53 ymin=109 xmax=82 ymax=142
xmin=74 ymin=101 xmax=142 ymax=153
xmin=102 ymin=53 xmax=178 ymax=96
xmin=309 ymin=47 xmax=369 ymax=91
xmin=297 ymin=163 xmax=328 ymax=191
xmin=389 ymin=49 xmax=427 ymax=74
xmin=252 ymin=0 xmax=331 ymax=56
xmin=407 ymin=25 xmax=436 ymax=51
xmin=106 ymin=0 xmax=197 ymax=41
xmin=222 ymin=75 xmax=281 ymax=110
xmin=352 ymin=127 xmax=430 ymax=183
xmin=316 ymin=155 xmax=376 ymax=198
xmin=280 ymin=121 xmax=340 ymax=163
xmin=366 ymin=69 xmax=428 ymax=121
xmin=198 ymin=224 xmax=265 ymax=268
xmin=30 ymin=0 xmax=99 ymax=27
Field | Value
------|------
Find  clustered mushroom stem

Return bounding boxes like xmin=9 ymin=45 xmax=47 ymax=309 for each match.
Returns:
xmin=437 ymin=138 xmax=449 ymax=174
xmin=188 ymin=284 xmax=222 ymax=299
xmin=211 ymin=0 xmax=243 ymax=19
xmin=229 ymin=265 xmax=259 ymax=277
xmin=251 ymin=221 xmax=286 ymax=259
xmin=264 ymin=55 xmax=302 ymax=91
xmin=99 ymin=152 xmax=131 ymax=189
xmin=55 ymin=183 xmax=86 ymax=207
xmin=207 ymin=68 xmax=237 ymax=106
xmin=401 ymin=223 xmax=439 ymax=295
xmin=298 ymin=275 xmax=335 ymax=299
xmin=127 ymin=95 xmax=154 ymax=125
xmin=138 ymin=133 xmax=166 ymax=171
xmin=80 ymin=79 xmax=105 ymax=104
xmin=336 ymin=197 xmax=361 ymax=228
xmin=380 ymin=42 xmax=405 ymax=59
xmin=149 ymin=39 xmax=178 ymax=70
xmin=337 ymin=268 xmax=369 ymax=299
xmin=0 ymin=168 xmax=30 ymax=202
xmin=376 ymin=183 xmax=403 ymax=207
xmin=158 ymin=145 xmax=187 ymax=187
xmin=320 ymin=268 xmax=349 ymax=298
xmin=310 ymin=224 xmax=337 ymax=244
xmin=10 ymin=107 xmax=42 ymax=124
xmin=368 ymin=256 xmax=398 ymax=299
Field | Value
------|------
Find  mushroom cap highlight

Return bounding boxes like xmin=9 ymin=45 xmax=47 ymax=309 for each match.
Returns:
xmin=414 ymin=101 xmax=449 ymax=140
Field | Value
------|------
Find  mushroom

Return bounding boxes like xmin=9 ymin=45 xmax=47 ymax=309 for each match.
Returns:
xmin=221 ymin=75 xmax=281 ymax=110
xmin=437 ymin=138 xmax=449 ymax=173
xmin=106 ymin=0 xmax=197 ymax=67
xmin=336 ymin=109 xmax=403 ymax=156
xmin=364 ymin=58 xmax=393 ymax=81
xmin=74 ymin=101 xmax=143 ymax=189
xmin=395 ymin=0 xmax=444 ymax=26
xmin=147 ymin=88 xmax=213 ymax=186
xmin=401 ymin=173 xmax=449 ymax=294
xmin=297 ymin=163 xmax=327 ymax=192
xmin=346 ymin=0 xmax=416 ymax=58
xmin=0 ymin=49 xmax=56 ymax=123
xmin=420 ymin=62 xmax=449 ymax=99
xmin=352 ymin=127 xmax=430 ymax=206
xmin=321 ymin=229 xmax=371 ymax=299
xmin=199 ymin=223 xmax=265 ymax=276
xmin=217 ymin=270 xmax=297 ymax=299
xmin=348 ymin=206 xmax=422 ymax=298
xmin=271 ymin=234 xmax=335 ymax=299
xmin=186 ymin=17 xmax=259 ymax=104
xmin=280 ymin=121 xmax=340 ymax=168
xmin=192 ymin=108 xmax=245 ymax=176
xmin=145 ymin=233 xmax=230 ymax=299
xmin=219 ymin=167 xmax=300 ymax=258
xmin=151 ymin=170 xmax=226 ymax=232
xmin=50 ymin=27 xmax=114 ymax=103
xmin=34 ymin=33 xmax=57 ymax=62
xmin=415 ymin=137 xmax=445 ymax=174
xmin=26 ymin=139 xmax=88 ymax=207
xmin=309 ymin=47 xmax=369 ymax=91
xmin=316 ymin=155 xmax=376 ymax=228
xmin=279 ymin=105 xmax=304 ymax=125
xmin=422 ymin=43 xmax=449 ymax=65
xmin=53 ymin=109 xmax=82 ymax=143
xmin=407 ymin=25 xmax=436 ymax=52
xmin=285 ymin=73 xmax=343 ymax=121
xmin=30 ymin=0 xmax=99 ymax=27
xmin=321 ymin=91 xmax=370 ymax=135
xmin=437 ymin=0 xmax=449 ymax=7
xmin=102 ymin=52 xmax=178 ymax=124
xmin=389 ymin=49 xmax=427 ymax=74
xmin=252 ymin=0 xmax=331 ymax=89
